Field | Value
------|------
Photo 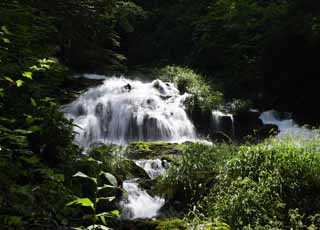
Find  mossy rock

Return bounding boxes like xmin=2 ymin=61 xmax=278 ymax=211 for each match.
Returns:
xmin=119 ymin=159 xmax=150 ymax=180
xmin=87 ymin=144 xmax=150 ymax=181
xmin=126 ymin=142 xmax=184 ymax=159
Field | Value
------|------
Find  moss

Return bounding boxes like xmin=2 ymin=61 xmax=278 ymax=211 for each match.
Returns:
xmin=126 ymin=142 xmax=184 ymax=159
xmin=86 ymin=144 xmax=149 ymax=181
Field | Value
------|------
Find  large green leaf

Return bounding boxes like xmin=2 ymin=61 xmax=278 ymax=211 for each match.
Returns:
xmin=99 ymin=171 xmax=118 ymax=186
xmin=73 ymin=171 xmax=97 ymax=184
xmin=66 ymin=198 xmax=94 ymax=210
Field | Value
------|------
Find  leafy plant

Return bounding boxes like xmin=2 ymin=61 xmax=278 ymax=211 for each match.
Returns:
xmin=66 ymin=171 xmax=121 ymax=230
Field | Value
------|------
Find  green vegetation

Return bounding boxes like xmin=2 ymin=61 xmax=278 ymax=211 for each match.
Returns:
xmin=1 ymin=0 xmax=320 ymax=229
xmin=126 ymin=141 xmax=184 ymax=159
xmin=66 ymin=171 xmax=120 ymax=230
xmin=158 ymin=66 xmax=223 ymax=133
xmin=156 ymin=139 xmax=320 ymax=229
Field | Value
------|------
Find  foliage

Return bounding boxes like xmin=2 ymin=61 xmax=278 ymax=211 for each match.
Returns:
xmin=66 ymin=171 xmax=121 ymax=230
xmin=158 ymin=66 xmax=223 ymax=134
xmin=156 ymin=143 xmax=236 ymax=212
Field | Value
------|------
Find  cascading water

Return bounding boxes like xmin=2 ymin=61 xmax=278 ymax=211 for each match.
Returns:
xmin=135 ymin=159 xmax=168 ymax=180
xmin=63 ymin=77 xmax=196 ymax=147
xmin=211 ymin=110 xmax=235 ymax=138
xmin=259 ymin=110 xmax=319 ymax=139
xmin=120 ymin=159 xmax=167 ymax=220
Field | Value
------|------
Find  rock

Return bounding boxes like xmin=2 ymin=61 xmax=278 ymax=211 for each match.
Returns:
xmin=256 ymin=124 xmax=279 ymax=141
xmin=233 ymin=110 xmax=263 ymax=141
xmin=210 ymin=131 xmax=232 ymax=143
xmin=126 ymin=142 xmax=183 ymax=160
xmin=124 ymin=83 xmax=132 ymax=92
xmin=210 ymin=112 xmax=235 ymax=139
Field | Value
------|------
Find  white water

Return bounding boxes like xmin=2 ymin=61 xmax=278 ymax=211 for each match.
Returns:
xmin=63 ymin=77 xmax=196 ymax=147
xmin=120 ymin=159 xmax=167 ymax=220
xmin=135 ymin=159 xmax=168 ymax=180
xmin=259 ymin=110 xmax=319 ymax=139
xmin=211 ymin=110 xmax=235 ymax=137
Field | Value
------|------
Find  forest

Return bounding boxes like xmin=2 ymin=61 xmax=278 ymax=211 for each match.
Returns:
xmin=1 ymin=0 xmax=320 ymax=229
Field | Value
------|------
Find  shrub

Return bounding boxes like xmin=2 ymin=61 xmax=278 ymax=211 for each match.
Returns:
xmin=200 ymin=139 xmax=320 ymax=229
xmin=156 ymin=66 xmax=223 ymax=134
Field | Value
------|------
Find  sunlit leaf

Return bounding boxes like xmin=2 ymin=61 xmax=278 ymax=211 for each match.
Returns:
xmin=4 ymin=77 xmax=14 ymax=83
xmin=14 ymin=129 xmax=32 ymax=135
xmin=110 ymin=210 xmax=120 ymax=217
xmin=97 ymin=184 xmax=117 ymax=191
xmin=16 ymin=80 xmax=23 ymax=87
xmin=97 ymin=196 xmax=116 ymax=203
xmin=99 ymin=171 xmax=118 ymax=186
xmin=1 ymin=26 xmax=10 ymax=34
xmin=1 ymin=37 xmax=10 ymax=43
xmin=73 ymin=171 xmax=97 ymax=184
xmin=30 ymin=98 xmax=37 ymax=107
xmin=66 ymin=198 xmax=94 ymax=209
xmin=99 ymin=215 xmax=107 ymax=225
xmin=22 ymin=72 xmax=32 ymax=79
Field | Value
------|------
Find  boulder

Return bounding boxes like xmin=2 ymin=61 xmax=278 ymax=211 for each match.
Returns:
xmin=233 ymin=110 xmax=263 ymax=141
xmin=256 ymin=124 xmax=279 ymax=142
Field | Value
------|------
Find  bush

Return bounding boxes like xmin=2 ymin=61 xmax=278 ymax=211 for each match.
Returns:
xmin=156 ymin=143 xmax=236 ymax=212
xmin=157 ymin=66 xmax=223 ymax=134
xmin=200 ymin=139 xmax=320 ymax=229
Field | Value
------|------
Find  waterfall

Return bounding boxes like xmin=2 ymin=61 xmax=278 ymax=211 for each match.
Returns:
xmin=120 ymin=159 xmax=167 ymax=220
xmin=259 ymin=110 xmax=319 ymax=139
xmin=211 ymin=110 xmax=235 ymax=138
xmin=63 ymin=77 xmax=196 ymax=147
xmin=135 ymin=159 xmax=168 ymax=180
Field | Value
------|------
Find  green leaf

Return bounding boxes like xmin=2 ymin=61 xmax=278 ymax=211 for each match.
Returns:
xmin=1 ymin=37 xmax=10 ymax=43
xmin=30 ymin=98 xmax=37 ymax=107
xmin=100 ymin=171 xmax=118 ymax=186
xmin=22 ymin=72 xmax=32 ymax=79
xmin=1 ymin=26 xmax=10 ymax=34
xmin=66 ymin=198 xmax=94 ymax=209
xmin=16 ymin=80 xmax=23 ymax=87
xmin=20 ymin=155 xmax=40 ymax=164
xmin=97 ymin=184 xmax=117 ymax=191
xmin=99 ymin=215 xmax=107 ymax=225
xmin=97 ymin=196 xmax=116 ymax=203
xmin=110 ymin=210 xmax=120 ymax=217
xmin=73 ymin=171 xmax=97 ymax=184
xmin=0 ymin=88 xmax=4 ymax=97
xmin=4 ymin=77 xmax=14 ymax=83
xmin=14 ymin=129 xmax=33 ymax=135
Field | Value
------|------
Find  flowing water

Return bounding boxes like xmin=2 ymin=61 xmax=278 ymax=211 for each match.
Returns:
xmin=211 ymin=110 xmax=235 ymax=138
xmin=63 ymin=76 xmax=196 ymax=147
xmin=259 ymin=110 xmax=319 ymax=140
xmin=120 ymin=159 xmax=167 ymax=219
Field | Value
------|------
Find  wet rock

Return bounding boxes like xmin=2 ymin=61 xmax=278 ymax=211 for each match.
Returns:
xmin=256 ymin=124 xmax=279 ymax=141
xmin=210 ymin=131 xmax=232 ymax=143
xmin=124 ymin=83 xmax=132 ymax=92
xmin=211 ymin=112 xmax=234 ymax=139
xmin=234 ymin=110 xmax=263 ymax=141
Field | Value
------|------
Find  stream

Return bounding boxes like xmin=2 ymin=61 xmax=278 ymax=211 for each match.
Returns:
xmin=63 ymin=74 xmax=318 ymax=221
